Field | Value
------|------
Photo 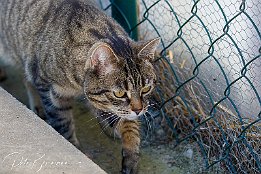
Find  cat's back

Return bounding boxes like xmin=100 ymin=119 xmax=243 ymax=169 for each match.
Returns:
xmin=0 ymin=0 xmax=59 ymax=64
xmin=0 ymin=0 xmax=122 ymax=65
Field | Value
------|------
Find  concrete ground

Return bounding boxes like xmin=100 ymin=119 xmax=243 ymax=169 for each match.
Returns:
xmin=0 ymin=87 xmax=106 ymax=174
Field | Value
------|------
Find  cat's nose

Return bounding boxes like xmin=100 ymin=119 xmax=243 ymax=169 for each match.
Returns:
xmin=132 ymin=108 xmax=142 ymax=115
xmin=130 ymin=97 xmax=143 ymax=115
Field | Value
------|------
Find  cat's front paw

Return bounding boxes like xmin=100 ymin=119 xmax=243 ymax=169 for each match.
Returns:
xmin=121 ymin=149 xmax=140 ymax=174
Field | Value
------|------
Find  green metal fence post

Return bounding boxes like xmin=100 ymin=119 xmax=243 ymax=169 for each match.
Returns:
xmin=111 ymin=0 xmax=139 ymax=41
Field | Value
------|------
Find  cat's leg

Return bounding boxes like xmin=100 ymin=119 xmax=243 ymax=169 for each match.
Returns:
xmin=24 ymin=80 xmax=45 ymax=119
xmin=37 ymin=85 xmax=80 ymax=148
xmin=118 ymin=120 xmax=140 ymax=174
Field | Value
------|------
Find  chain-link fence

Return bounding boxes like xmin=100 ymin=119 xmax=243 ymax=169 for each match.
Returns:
xmin=99 ymin=0 xmax=260 ymax=173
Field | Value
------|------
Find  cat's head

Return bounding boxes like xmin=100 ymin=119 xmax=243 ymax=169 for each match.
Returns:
xmin=84 ymin=37 xmax=160 ymax=120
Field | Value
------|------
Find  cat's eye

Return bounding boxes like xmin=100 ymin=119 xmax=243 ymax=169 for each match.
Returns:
xmin=141 ymin=86 xmax=151 ymax=94
xmin=113 ymin=91 xmax=126 ymax=98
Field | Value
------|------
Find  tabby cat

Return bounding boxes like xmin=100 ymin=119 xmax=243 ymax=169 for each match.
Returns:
xmin=0 ymin=0 xmax=160 ymax=173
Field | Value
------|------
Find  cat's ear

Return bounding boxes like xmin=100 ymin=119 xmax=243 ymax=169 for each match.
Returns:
xmin=138 ymin=38 xmax=161 ymax=61
xmin=89 ymin=43 xmax=118 ymax=76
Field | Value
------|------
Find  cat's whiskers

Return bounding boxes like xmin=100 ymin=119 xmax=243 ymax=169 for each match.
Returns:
xmin=110 ymin=116 xmax=121 ymax=139
xmin=148 ymin=114 xmax=155 ymax=133
xmin=143 ymin=112 xmax=152 ymax=140
xmin=90 ymin=114 xmax=115 ymax=128
xmin=147 ymin=105 xmax=158 ymax=110
xmin=99 ymin=114 xmax=117 ymax=125
xmin=84 ymin=114 xmax=102 ymax=124
xmin=99 ymin=116 xmax=119 ymax=135
xmin=115 ymin=117 xmax=124 ymax=139
xmin=141 ymin=101 xmax=160 ymax=139
xmin=114 ymin=117 xmax=123 ymax=139
xmin=83 ymin=112 xmax=111 ymax=124
xmin=143 ymin=105 xmax=152 ymax=114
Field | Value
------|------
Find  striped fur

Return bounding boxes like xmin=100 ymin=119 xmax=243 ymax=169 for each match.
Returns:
xmin=0 ymin=0 xmax=160 ymax=173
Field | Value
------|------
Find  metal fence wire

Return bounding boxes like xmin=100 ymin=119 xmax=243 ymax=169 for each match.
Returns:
xmin=99 ymin=0 xmax=261 ymax=173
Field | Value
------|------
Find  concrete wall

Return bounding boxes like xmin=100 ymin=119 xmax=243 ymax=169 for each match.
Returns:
xmin=0 ymin=87 xmax=106 ymax=174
